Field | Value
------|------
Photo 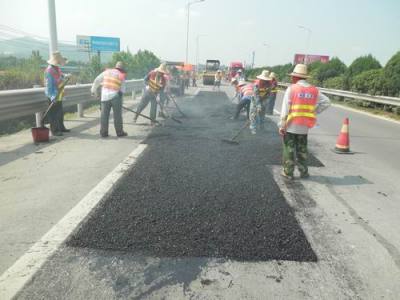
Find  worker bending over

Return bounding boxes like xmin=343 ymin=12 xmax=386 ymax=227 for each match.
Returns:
xmin=233 ymin=81 xmax=253 ymax=120
xmin=250 ymin=70 xmax=272 ymax=134
xmin=279 ymin=64 xmax=330 ymax=180
xmin=134 ymin=63 xmax=168 ymax=125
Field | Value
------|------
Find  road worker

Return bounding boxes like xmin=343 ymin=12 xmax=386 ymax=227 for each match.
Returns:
xmin=235 ymin=69 xmax=245 ymax=81
xmin=279 ymin=64 xmax=330 ymax=180
xmin=230 ymin=77 xmax=240 ymax=100
xmin=266 ymin=72 xmax=278 ymax=115
xmin=233 ymin=80 xmax=252 ymax=120
xmin=91 ymin=61 xmax=128 ymax=137
xmin=250 ymin=70 xmax=272 ymax=134
xmin=134 ymin=63 xmax=168 ymax=125
xmin=158 ymin=72 xmax=170 ymax=118
xmin=192 ymin=71 xmax=197 ymax=87
xmin=214 ymin=70 xmax=223 ymax=90
xmin=44 ymin=51 xmax=70 ymax=136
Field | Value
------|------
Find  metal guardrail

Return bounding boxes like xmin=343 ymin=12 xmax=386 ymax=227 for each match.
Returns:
xmin=0 ymin=79 xmax=144 ymax=124
xmin=278 ymin=82 xmax=400 ymax=107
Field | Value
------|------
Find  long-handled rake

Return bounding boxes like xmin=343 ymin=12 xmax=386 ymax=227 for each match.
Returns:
xmin=221 ymin=121 xmax=250 ymax=145
xmin=167 ymin=93 xmax=187 ymax=118
xmin=122 ymin=105 xmax=162 ymax=126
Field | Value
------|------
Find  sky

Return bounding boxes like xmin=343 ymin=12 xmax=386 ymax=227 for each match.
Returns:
xmin=0 ymin=0 xmax=399 ymax=67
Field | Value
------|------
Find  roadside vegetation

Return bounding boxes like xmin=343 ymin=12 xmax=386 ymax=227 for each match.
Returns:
xmin=0 ymin=49 xmax=160 ymax=135
xmin=246 ymin=51 xmax=400 ymax=117
xmin=0 ymin=49 xmax=160 ymax=90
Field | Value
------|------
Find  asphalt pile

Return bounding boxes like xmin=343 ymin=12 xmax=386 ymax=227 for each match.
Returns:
xmin=68 ymin=91 xmax=318 ymax=262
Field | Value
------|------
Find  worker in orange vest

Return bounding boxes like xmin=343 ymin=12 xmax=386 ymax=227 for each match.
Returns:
xmin=266 ymin=72 xmax=278 ymax=115
xmin=44 ymin=51 xmax=70 ymax=136
xmin=250 ymin=70 xmax=272 ymax=134
xmin=91 ymin=61 xmax=127 ymax=137
xmin=233 ymin=81 xmax=253 ymax=120
xmin=134 ymin=63 xmax=168 ymax=125
xmin=279 ymin=64 xmax=330 ymax=180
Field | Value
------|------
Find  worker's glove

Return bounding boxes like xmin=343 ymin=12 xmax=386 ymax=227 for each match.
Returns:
xmin=279 ymin=119 xmax=287 ymax=136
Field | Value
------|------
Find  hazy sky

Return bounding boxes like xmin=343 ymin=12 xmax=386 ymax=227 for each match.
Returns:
xmin=0 ymin=0 xmax=399 ymax=66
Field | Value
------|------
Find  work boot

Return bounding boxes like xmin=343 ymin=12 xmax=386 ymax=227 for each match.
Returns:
xmin=100 ymin=133 xmax=109 ymax=138
xmin=281 ymin=171 xmax=294 ymax=181
xmin=300 ymin=172 xmax=310 ymax=179
xmin=117 ymin=131 xmax=128 ymax=137
xmin=52 ymin=131 xmax=63 ymax=136
xmin=61 ymin=128 xmax=71 ymax=132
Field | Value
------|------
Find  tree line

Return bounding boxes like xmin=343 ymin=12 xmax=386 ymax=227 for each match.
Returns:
xmin=245 ymin=51 xmax=400 ymax=98
xmin=0 ymin=50 xmax=160 ymax=91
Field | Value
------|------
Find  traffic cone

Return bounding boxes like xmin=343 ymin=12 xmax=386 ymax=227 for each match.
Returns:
xmin=333 ymin=118 xmax=353 ymax=154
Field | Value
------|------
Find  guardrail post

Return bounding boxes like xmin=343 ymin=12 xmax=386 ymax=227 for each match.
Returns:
xmin=35 ymin=112 xmax=43 ymax=127
xmin=77 ymin=103 xmax=84 ymax=117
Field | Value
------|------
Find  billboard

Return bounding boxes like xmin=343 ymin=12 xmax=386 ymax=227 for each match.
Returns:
xmin=294 ymin=54 xmax=329 ymax=65
xmin=90 ymin=36 xmax=120 ymax=52
xmin=76 ymin=35 xmax=91 ymax=51
xmin=76 ymin=35 xmax=120 ymax=52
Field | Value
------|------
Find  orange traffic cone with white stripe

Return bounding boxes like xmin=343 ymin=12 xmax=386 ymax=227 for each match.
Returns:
xmin=333 ymin=118 xmax=353 ymax=154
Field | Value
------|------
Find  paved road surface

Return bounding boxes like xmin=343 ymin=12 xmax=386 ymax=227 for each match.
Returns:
xmin=1 ymin=85 xmax=400 ymax=299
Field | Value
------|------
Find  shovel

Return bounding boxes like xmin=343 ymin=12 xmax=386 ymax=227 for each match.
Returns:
xmin=221 ymin=121 xmax=250 ymax=145
xmin=167 ymin=93 xmax=187 ymax=118
xmin=156 ymin=99 xmax=182 ymax=124
xmin=122 ymin=105 xmax=162 ymax=126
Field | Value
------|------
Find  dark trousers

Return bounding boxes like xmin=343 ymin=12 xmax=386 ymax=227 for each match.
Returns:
xmin=266 ymin=93 xmax=277 ymax=115
xmin=100 ymin=94 xmax=123 ymax=136
xmin=47 ymin=99 xmax=63 ymax=134
xmin=234 ymin=99 xmax=251 ymax=119
xmin=282 ymin=132 xmax=308 ymax=176
xmin=136 ymin=89 xmax=157 ymax=121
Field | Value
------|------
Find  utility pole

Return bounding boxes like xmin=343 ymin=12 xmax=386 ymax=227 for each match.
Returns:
xmin=47 ymin=0 xmax=58 ymax=54
xmin=185 ymin=0 xmax=205 ymax=63
xmin=196 ymin=34 xmax=207 ymax=71
xmin=251 ymin=51 xmax=255 ymax=69
xmin=298 ymin=25 xmax=312 ymax=64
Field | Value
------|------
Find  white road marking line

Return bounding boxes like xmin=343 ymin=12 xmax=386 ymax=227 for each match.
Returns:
xmin=0 ymin=144 xmax=148 ymax=300
xmin=332 ymin=103 xmax=400 ymax=125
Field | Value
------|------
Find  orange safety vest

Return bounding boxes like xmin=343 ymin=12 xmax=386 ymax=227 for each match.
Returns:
xmin=287 ymin=84 xmax=318 ymax=128
xmin=147 ymin=70 xmax=165 ymax=94
xmin=241 ymin=84 xmax=254 ymax=97
xmin=102 ymin=69 xmax=125 ymax=91
xmin=253 ymin=79 xmax=270 ymax=98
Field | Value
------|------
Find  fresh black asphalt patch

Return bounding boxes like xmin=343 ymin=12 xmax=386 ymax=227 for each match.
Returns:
xmin=68 ymin=91 xmax=318 ymax=262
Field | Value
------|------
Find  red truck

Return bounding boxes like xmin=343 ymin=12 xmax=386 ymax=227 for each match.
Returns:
xmin=228 ymin=61 xmax=244 ymax=80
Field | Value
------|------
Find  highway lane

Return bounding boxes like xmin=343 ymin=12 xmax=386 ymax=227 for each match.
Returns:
xmin=8 ymin=85 xmax=400 ymax=300
xmin=275 ymin=92 xmax=400 ymax=175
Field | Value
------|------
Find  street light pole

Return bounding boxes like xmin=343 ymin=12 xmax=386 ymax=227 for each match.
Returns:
xmin=263 ymin=43 xmax=270 ymax=66
xmin=297 ymin=25 xmax=312 ymax=64
xmin=196 ymin=34 xmax=207 ymax=71
xmin=47 ymin=0 xmax=58 ymax=54
xmin=185 ymin=0 xmax=205 ymax=63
